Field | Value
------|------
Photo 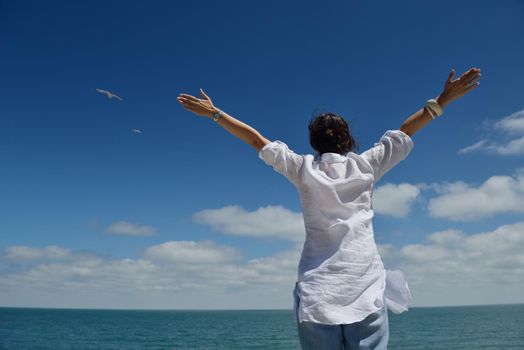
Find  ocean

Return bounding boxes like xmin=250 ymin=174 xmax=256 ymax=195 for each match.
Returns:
xmin=1 ymin=304 xmax=523 ymax=349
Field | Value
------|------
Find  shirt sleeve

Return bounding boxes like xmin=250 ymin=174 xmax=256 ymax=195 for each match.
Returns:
xmin=258 ymin=140 xmax=304 ymax=187
xmin=360 ymin=129 xmax=414 ymax=182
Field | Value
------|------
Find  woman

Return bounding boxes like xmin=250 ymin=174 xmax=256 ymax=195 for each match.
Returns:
xmin=177 ymin=67 xmax=481 ymax=349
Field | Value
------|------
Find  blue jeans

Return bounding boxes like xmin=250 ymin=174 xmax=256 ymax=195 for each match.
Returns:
xmin=294 ymin=283 xmax=389 ymax=350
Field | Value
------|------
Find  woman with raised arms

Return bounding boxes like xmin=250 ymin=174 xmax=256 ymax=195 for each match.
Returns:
xmin=177 ymin=67 xmax=481 ymax=350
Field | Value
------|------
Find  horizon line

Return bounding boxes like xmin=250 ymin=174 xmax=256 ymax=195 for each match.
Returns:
xmin=2 ymin=302 xmax=523 ymax=312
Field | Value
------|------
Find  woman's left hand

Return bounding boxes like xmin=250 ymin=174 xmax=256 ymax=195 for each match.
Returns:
xmin=438 ymin=67 xmax=481 ymax=106
xmin=177 ymin=88 xmax=218 ymax=118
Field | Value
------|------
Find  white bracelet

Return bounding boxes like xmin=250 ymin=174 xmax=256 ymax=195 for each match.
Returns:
xmin=424 ymin=106 xmax=436 ymax=120
xmin=425 ymin=99 xmax=443 ymax=117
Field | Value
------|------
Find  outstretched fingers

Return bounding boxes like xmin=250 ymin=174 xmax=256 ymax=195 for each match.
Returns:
xmin=177 ymin=96 xmax=196 ymax=110
xmin=466 ymin=81 xmax=480 ymax=91
xmin=459 ymin=68 xmax=481 ymax=84
xmin=179 ymin=93 xmax=199 ymax=102
xmin=447 ymin=69 xmax=456 ymax=83
xmin=458 ymin=68 xmax=481 ymax=93
xmin=177 ymin=96 xmax=190 ymax=106
xmin=180 ymin=101 xmax=197 ymax=112
xmin=177 ymin=90 xmax=214 ymax=117
xmin=465 ymin=72 xmax=481 ymax=85
xmin=199 ymin=88 xmax=211 ymax=101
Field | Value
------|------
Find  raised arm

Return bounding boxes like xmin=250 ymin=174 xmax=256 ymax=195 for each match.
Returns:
xmin=177 ymin=88 xmax=270 ymax=152
xmin=399 ymin=67 xmax=481 ymax=137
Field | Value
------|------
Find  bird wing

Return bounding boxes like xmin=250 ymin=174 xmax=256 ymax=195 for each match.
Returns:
xmin=96 ymin=88 xmax=122 ymax=100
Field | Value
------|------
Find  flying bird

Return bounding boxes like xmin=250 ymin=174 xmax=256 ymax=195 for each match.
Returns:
xmin=96 ymin=88 xmax=123 ymax=101
xmin=132 ymin=129 xmax=142 ymax=134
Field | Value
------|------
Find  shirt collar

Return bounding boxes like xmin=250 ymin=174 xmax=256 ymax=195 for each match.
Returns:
xmin=317 ymin=152 xmax=347 ymax=163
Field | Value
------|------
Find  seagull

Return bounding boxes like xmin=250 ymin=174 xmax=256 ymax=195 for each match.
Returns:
xmin=132 ymin=129 xmax=142 ymax=134
xmin=96 ymin=88 xmax=123 ymax=101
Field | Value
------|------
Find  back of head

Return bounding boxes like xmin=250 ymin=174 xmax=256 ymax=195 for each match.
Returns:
xmin=308 ymin=112 xmax=358 ymax=156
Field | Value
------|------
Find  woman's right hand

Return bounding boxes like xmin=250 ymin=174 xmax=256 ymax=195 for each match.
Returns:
xmin=177 ymin=88 xmax=219 ymax=118
xmin=437 ymin=67 xmax=481 ymax=107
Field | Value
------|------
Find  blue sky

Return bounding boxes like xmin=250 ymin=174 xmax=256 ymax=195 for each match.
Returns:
xmin=1 ymin=0 xmax=524 ymax=309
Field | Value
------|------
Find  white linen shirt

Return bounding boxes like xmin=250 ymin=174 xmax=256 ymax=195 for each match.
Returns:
xmin=258 ymin=129 xmax=414 ymax=325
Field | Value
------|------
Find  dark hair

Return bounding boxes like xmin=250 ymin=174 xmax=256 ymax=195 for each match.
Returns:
xmin=308 ymin=112 xmax=358 ymax=155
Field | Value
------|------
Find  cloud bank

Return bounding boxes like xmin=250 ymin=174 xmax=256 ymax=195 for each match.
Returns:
xmin=2 ymin=221 xmax=523 ymax=309
xmin=0 ymin=241 xmax=301 ymax=309
xmin=3 ymin=171 xmax=523 ymax=309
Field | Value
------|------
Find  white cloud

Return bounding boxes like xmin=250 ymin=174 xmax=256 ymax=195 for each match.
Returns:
xmin=246 ymin=248 xmax=302 ymax=286
xmin=373 ymin=183 xmax=420 ymax=218
xmin=457 ymin=140 xmax=488 ymax=154
xmin=381 ymin=222 xmax=524 ymax=306
xmin=494 ymin=110 xmax=524 ymax=134
xmin=106 ymin=221 xmax=157 ymax=236
xmin=143 ymin=241 xmax=243 ymax=265
xmin=428 ymin=173 xmax=524 ymax=221
xmin=475 ymin=137 xmax=524 ymax=156
xmin=192 ymin=205 xmax=304 ymax=241
xmin=426 ymin=229 xmax=465 ymax=246
xmin=5 ymin=245 xmax=72 ymax=261
xmin=458 ymin=109 xmax=524 ymax=155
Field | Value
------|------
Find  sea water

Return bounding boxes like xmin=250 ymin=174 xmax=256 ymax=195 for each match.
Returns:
xmin=1 ymin=304 xmax=523 ymax=349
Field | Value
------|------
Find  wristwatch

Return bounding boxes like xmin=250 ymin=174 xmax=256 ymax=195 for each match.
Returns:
xmin=212 ymin=110 xmax=222 ymax=122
